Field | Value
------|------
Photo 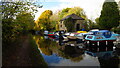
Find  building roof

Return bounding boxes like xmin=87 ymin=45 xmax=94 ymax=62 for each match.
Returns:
xmin=60 ymin=13 xmax=84 ymax=21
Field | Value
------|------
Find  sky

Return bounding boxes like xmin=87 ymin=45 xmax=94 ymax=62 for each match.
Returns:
xmin=34 ymin=0 xmax=120 ymax=21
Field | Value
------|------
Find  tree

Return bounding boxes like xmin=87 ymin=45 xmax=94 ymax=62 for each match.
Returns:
xmin=50 ymin=11 xmax=60 ymax=31
xmin=59 ymin=8 xmax=71 ymax=19
xmin=35 ymin=10 xmax=53 ymax=31
xmin=99 ymin=0 xmax=119 ymax=30
xmin=14 ymin=12 xmax=35 ymax=32
xmin=59 ymin=7 xmax=87 ymax=20
xmin=118 ymin=1 xmax=120 ymax=25
xmin=2 ymin=0 xmax=42 ymax=40
xmin=64 ymin=7 xmax=87 ymax=19
xmin=94 ymin=17 xmax=101 ymax=28
xmin=87 ymin=19 xmax=97 ymax=29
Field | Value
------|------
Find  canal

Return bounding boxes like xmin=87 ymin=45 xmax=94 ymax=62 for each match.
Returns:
xmin=2 ymin=34 xmax=120 ymax=68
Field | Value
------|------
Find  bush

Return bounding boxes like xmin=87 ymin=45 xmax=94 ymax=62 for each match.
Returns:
xmin=111 ymin=26 xmax=120 ymax=34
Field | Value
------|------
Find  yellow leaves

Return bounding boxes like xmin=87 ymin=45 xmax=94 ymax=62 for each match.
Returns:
xmin=41 ymin=26 xmax=44 ymax=30
xmin=34 ymin=10 xmax=53 ymax=30
xmin=60 ymin=7 xmax=86 ymax=20
xmin=35 ymin=10 xmax=53 ymax=25
xmin=38 ymin=10 xmax=53 ymax=20
xmin=34 ymin=20 xmax=38 ymax=24
xmin=68 ymin=7 xmax=83 ymax=17
xmin=33 ymin=36 xmax=36 ymax=40
xmin=40 ymin=36 xmax=43 ymax=40
xmin=56 ymin=22 xmax=59 ymax=31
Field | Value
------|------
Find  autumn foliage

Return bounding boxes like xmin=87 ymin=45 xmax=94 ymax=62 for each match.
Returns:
xmin=34 ymin=10 xmax=53 ymax=31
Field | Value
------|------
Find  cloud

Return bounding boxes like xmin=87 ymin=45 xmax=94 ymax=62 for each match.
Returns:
xmin=34 ymin=8 xmax=46 ymax=20
xmin=34 ymin=0 xmax=119 ymax=21
xmin=38 ymin=0 xmax=119 ymax=2
xmin=70 ymin=0 xmax=105 ymax=20
xmin=51 ymin=0 xmax=105 ymax=20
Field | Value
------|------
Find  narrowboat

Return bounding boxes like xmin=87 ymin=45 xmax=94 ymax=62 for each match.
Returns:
xmin=85 ymin=30 xmax=119 ymax=45
xmin=48 ymin=32 xmax=55 ymax=36
xmin=75 ymin=30 xmax=98 ymax=40
xmin=76 ymin=33 xmax=88 ymax=40
xmin=77 ymin=31 xmax=87 ymax=33
xmin=48 ymin=36 xmax=59 ymax=41
xmin=44 ymin=30 xmax=49 ymax=35
xmin=67 ymin=33 xmax=78 ymax=40
xmin=67 ymin=31 xmax=88 ymax=40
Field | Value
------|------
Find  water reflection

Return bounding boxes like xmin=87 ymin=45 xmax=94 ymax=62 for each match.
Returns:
xmin=34 ymin=35 xmax=120 ymax=67
xmin=33 ymin=36 xmax=85 ymax=65
xmin=85 ymin=44 xmax=120 ymax=68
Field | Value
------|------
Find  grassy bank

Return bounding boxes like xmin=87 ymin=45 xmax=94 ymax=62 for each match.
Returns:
xmin=2 ymin=34 xmax=48 ymax=67
xmin=28 ymin=34 xmax=48 ymax=67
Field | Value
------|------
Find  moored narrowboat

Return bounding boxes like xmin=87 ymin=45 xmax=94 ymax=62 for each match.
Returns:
xmin=48 ymin=32 xmax=55 ymax=36
xmin=85 ymin=30 xmax=119 ymax=45
xmin=67 ymin=33 xmax=78 ymax=40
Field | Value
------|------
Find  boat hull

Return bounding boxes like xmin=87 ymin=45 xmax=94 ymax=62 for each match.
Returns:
xmin=67 ymin=36 xmax=77 ymax=40
xmin=85 ymin=40 xmax=116 ymax=42
xmin=48 ymin=34 xmax=55 ymax=36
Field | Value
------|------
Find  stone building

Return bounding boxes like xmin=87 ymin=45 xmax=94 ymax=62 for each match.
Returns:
xmin=59 ymin=13 xmax=85 ymax=32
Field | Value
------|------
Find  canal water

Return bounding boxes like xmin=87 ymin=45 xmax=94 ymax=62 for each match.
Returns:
xmin=34 ymin=35 xmax=120 ymax=67
xmin=2 ymin=34 xmax=120 ymax=67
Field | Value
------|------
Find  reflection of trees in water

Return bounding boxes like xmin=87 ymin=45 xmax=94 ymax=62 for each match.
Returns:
xmin=40 ymin=48 xmax=52 ymax=56
xmin=86 ymin=46 xmax=120 ymax=68
xmin=33 ymin=35 xmax=85 ymax=62
xmin=33 ymin=35 xmax=60 ymax=56
xmin=58 ymin=45 xmax=84 ymax=62
xmin=64 ymin=41 xmax=77 ymax=46
xmin=70 ymin=56 xmax=83 ymax=62
xmin=114 ymin=48 xmax=120 ymax=56
xmin=98 ymin=56 xmax=119 ymax=68
xmin=113 ymin=48 xmax=120 ymax=68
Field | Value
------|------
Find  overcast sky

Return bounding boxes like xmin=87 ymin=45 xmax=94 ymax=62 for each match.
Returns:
xmin=34 ymin=0 xmax=120 ymax=21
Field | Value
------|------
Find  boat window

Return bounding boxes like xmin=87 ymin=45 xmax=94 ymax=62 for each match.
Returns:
xmin=96 ymin=32 xmax=102 ymax=35
xmin=96 ymin=37 xmax=103 ymax=39
xmin=88 ymin=32 xmax=93 ymax=34
xmin=87 ymin=36 xmax=93 ymax=39
xmin=105 ymin=32 xmax=111 ymax=35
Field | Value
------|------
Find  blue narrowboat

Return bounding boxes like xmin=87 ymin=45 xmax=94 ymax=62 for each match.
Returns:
xmin=85 ymin=30 xmax=119 ymax=45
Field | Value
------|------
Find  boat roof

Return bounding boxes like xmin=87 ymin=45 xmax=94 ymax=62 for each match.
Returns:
xmin=98 ymin=30 xmax=110 ymax=32
xmin=90 ymin=29 xmax=99 ymax=31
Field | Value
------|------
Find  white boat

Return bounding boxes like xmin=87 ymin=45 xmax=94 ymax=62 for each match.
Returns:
xmin=44 ymin=30 xmax=49 ymax=35
xmin=76 ymin=33 xmax=88 ymax=40
xmin=67 ymin=33 xmax=78 ymax=40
